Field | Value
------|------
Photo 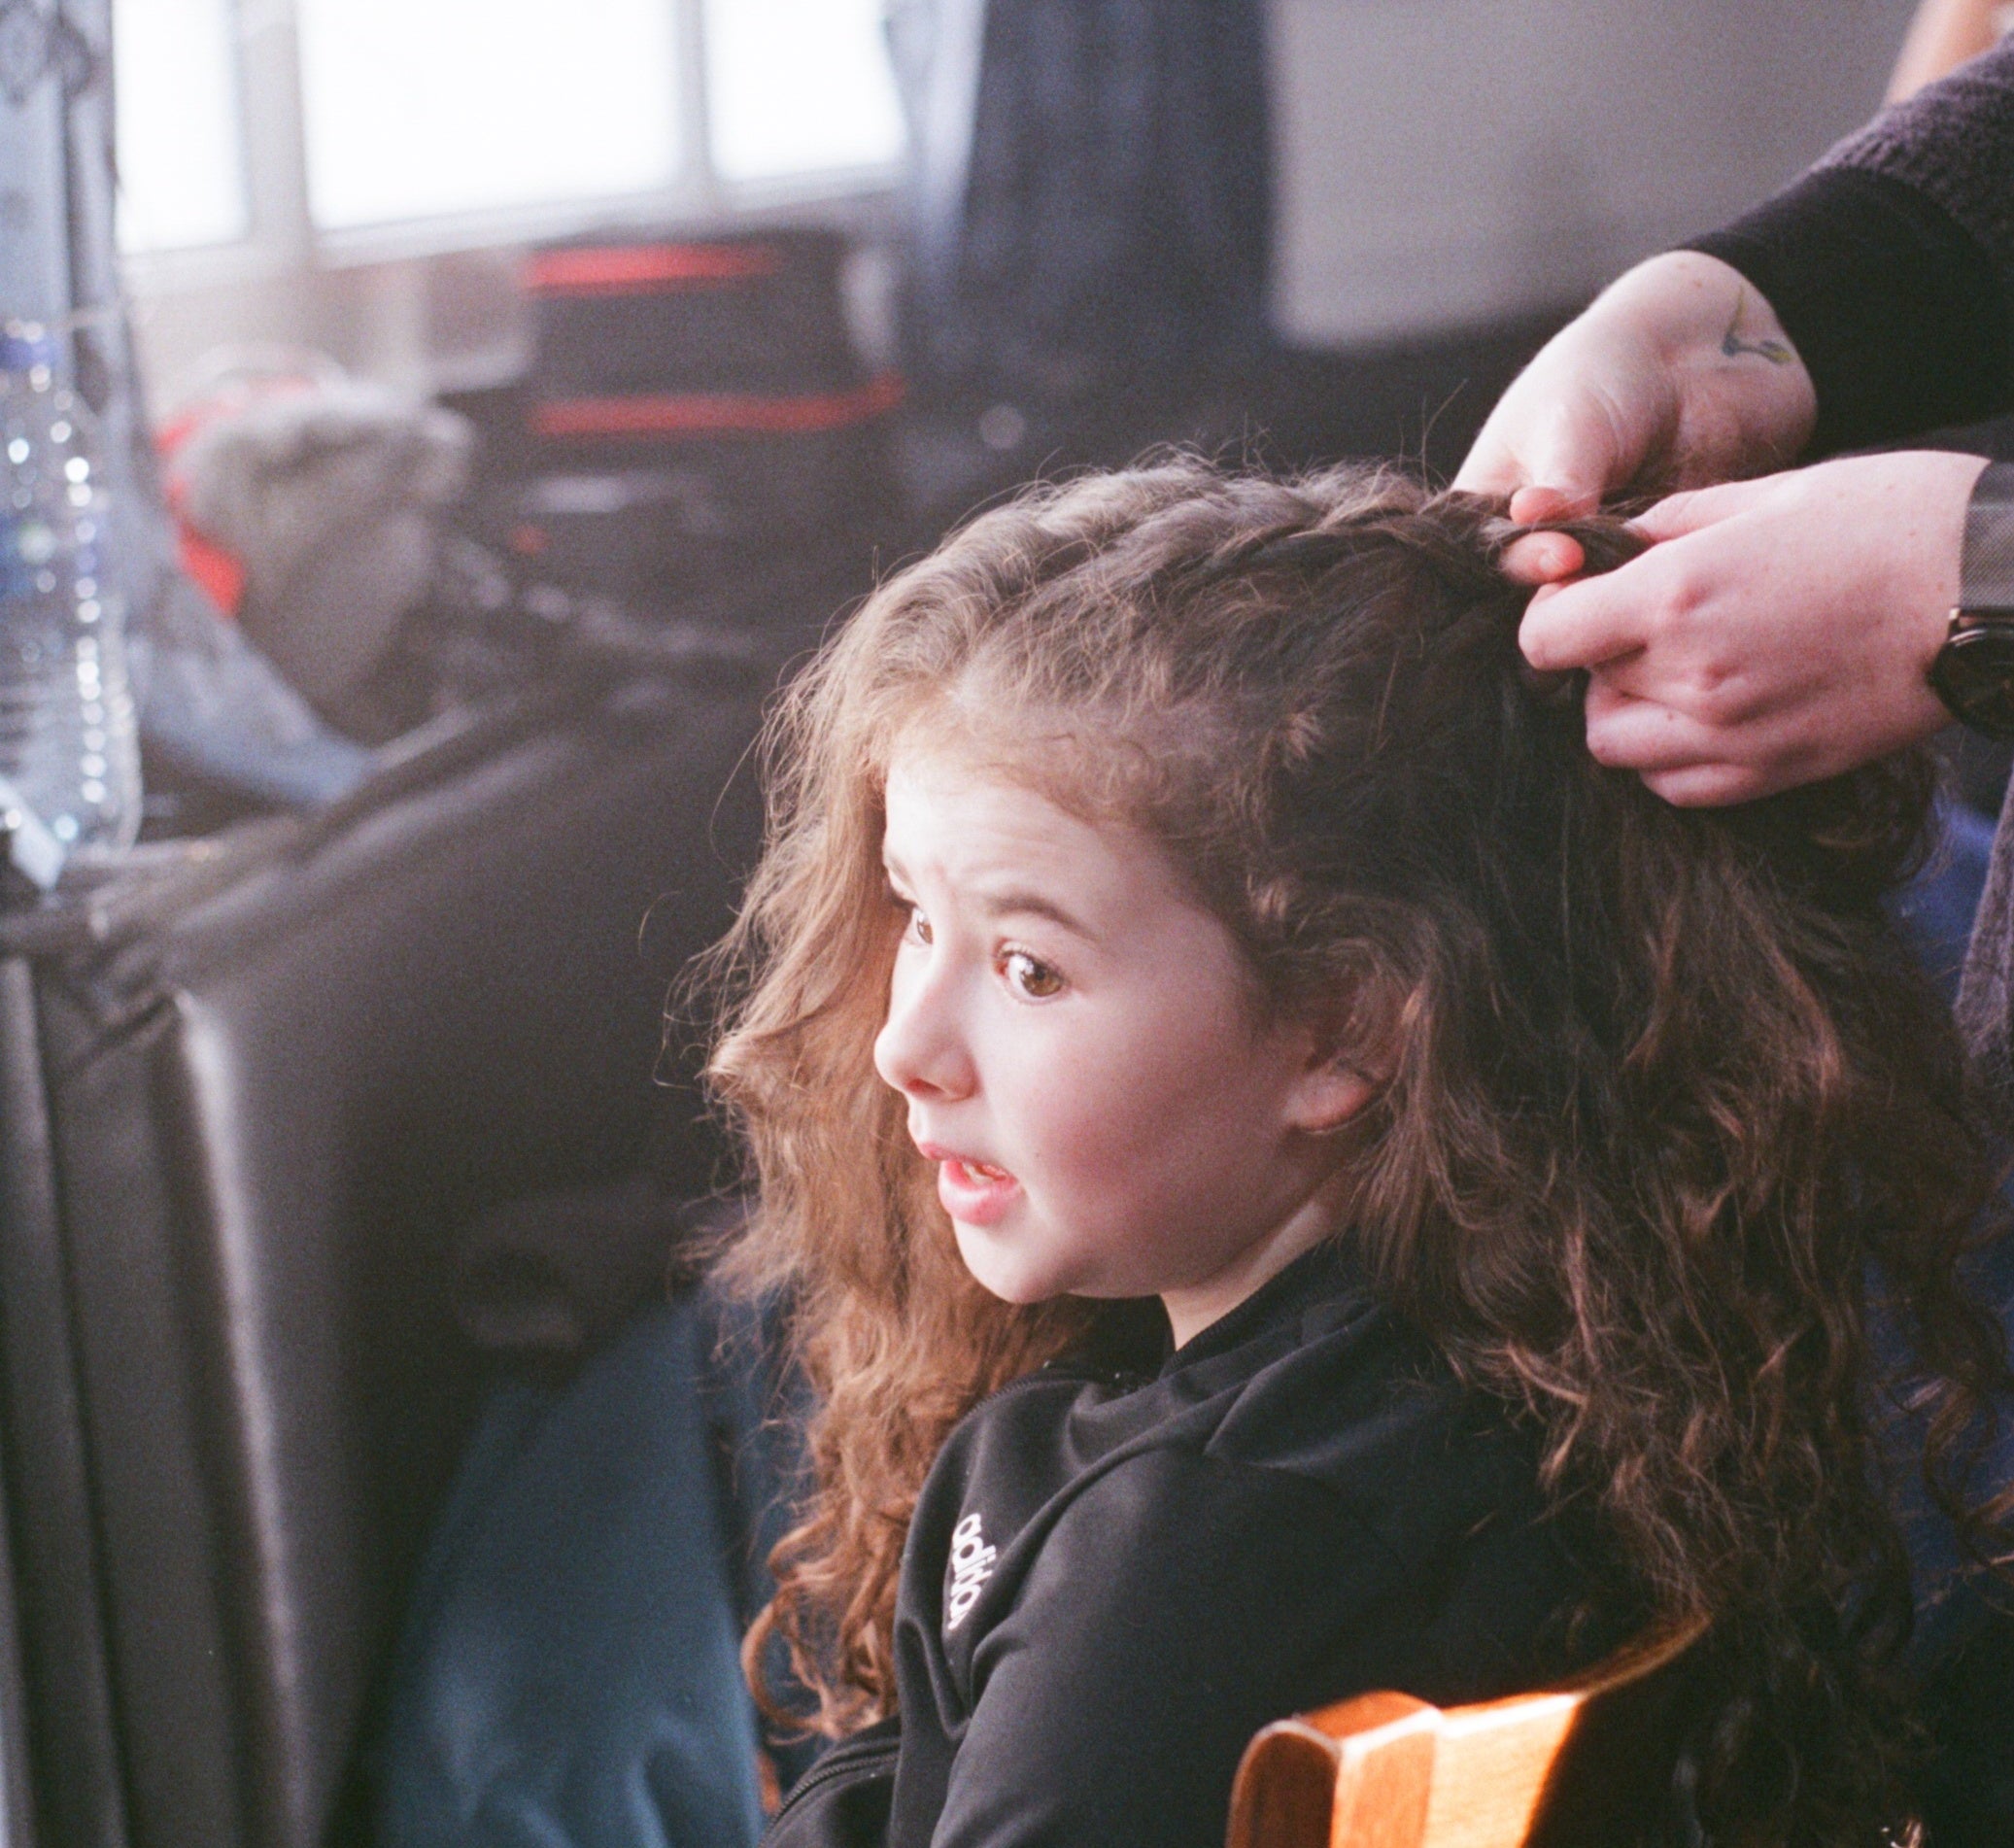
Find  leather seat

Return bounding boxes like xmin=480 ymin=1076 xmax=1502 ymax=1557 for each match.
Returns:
xmin=0 ymin=671 xmax=765 ymax=1848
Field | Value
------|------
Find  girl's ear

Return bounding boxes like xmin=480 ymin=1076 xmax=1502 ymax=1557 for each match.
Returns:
xmin=1282 ymin=972 xmax=1405 ymax=1135
xmin=1285 ymin=1056 xmax=1378 ymax=1135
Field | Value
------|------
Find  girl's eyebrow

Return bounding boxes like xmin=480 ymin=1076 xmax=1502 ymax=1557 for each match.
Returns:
xmin=882 ymin=853 xmax=1097 ymax=941
xmin=978 ymin=888 xmax=1098 ymax=941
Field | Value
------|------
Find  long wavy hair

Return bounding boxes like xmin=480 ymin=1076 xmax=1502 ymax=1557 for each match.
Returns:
xmin=699 ymin=458 xmax=2011 ymax=1840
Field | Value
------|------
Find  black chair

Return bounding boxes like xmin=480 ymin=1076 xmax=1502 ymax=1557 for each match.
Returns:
xmin=0 ymin=668 xmax=766 ymax=1848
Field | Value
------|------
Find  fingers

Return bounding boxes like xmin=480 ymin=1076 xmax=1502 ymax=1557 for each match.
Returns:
xmin=1449 ymin=422 xmax=1537 ymax=498
xmin=1504 ymin=447 xmax=1979 ymax=811
xmin=1520 ymin=479 xmax=1782 ymax=676
xmin=1505 ymin=485 xmax=1587 ymax=525
xmin=1638 ymin=763 xmax=1772 ymax=806
xmin=1581 ymin=680 xmax=1775 ymax=805
xmin=1456 ymin=394 xmax=1621 ymax=510
xmin=1513 ymin=399 xmax=1621 ymax=507
xmin=1625 ymin=479 xmax=1768 ymax=543
xmin=1519 ymin=571 xmax=1653 ymax=673
xmin=1581 ymin=678 xmax=1712 ymax=770
xmin=1498 ymin=530 xmax=1585 ymax=585
xmin=1495 ymin=459 xmax=1744 ymax=577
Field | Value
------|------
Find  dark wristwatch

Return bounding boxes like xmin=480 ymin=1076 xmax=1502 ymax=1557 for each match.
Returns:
xmin=1930 ymin=460 xmax=2014 ymax=738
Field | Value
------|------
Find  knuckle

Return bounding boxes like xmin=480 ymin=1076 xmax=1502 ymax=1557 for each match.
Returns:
xmin=1688 ymin=668 xmax=1743 ymax=726
xmin=1517 ymin=604 xmax=1563 ymax=668
xmin=1654 ymin=566 xmax=1708 ymax=629
xmin=1583 ymin=721 xmax=1631 ymax=770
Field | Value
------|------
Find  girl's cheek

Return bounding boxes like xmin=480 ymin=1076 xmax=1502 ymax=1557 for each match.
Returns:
xmin=991 ymin=1036 xmax=1097 ymax=1154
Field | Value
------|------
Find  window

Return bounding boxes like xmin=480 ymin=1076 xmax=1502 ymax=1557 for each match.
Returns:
xmin=705 ymin=0 xmax=904 ymax=184
xmin=113 ymin=0 xmax=905 ymax=258
xmin=298 ymin=0 xmax=686 ymax=229
xmin=113 ymin=0 xmax=249 ymax=252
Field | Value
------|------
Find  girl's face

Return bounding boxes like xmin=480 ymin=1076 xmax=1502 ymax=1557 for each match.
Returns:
xmin=873 ymin=749 xmax=1371 ymax=1346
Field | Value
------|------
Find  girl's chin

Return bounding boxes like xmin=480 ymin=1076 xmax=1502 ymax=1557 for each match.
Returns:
xmin=951 ymin=1221 xmax=1066 ymax=1308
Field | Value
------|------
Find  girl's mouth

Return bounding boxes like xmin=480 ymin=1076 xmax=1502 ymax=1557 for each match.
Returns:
xmin=930 ymin=1151 xmax=1021 ymax=1225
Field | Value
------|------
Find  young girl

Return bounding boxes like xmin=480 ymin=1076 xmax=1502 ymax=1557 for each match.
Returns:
xmin=702 ymin=459 xmax=2010 ymax=1847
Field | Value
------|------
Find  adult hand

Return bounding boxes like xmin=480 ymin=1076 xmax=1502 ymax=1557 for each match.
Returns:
xmin=1517 ymin=449 xmax=1986 ymax=804
xmin=1455 ymin=251 xmax=1819 ymax=584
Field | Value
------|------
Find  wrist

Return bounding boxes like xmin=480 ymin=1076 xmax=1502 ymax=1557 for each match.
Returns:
xmin=1929 ymin=455 xmax=2014 ymax=735
xmin=1597 ymin=253 xmax=1817 ymax=484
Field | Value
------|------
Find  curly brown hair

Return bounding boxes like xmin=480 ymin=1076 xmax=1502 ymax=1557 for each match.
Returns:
xmin=698 ymin=457 xmax=2012 ymax=1841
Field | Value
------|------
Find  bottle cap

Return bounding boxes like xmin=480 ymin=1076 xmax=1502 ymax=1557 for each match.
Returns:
xmin=0 ymin=325 xmax=57 ymax=375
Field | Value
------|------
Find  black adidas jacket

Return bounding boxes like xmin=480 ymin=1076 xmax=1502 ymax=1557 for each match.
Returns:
xmin=766 ymin=1242 xmax=1620 ymax=1848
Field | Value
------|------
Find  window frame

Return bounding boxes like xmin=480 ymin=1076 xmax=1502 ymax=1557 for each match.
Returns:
xmin=117 ymin=0 xmax=907 ymax=290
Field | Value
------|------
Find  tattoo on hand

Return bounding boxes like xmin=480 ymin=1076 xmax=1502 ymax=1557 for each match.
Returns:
xmin=1721 ymin=290 xmax=1795 ymax=366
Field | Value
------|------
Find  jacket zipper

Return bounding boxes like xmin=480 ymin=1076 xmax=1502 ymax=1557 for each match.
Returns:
xmin=768 ymin=1728 xmax=902 ymax=1827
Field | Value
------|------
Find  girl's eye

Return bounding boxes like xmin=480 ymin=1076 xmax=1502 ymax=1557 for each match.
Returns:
xmin=903 ymin=904 xmax=933 ymax=946
xmin=1000 ymin=948 xmax=1064 ymax=1000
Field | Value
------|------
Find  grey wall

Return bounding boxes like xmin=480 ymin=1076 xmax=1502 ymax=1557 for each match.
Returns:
xmin=1270 ymin=0 xmax=1919 ymax=345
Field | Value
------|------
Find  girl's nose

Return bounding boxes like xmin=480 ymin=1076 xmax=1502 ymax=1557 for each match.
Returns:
xmin=873 ymin=958 xmax=975 ymax=1101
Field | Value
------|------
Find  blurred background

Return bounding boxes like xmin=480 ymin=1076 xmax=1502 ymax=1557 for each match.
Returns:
xmin=118 ymin=0 xmax=1911 ymax=397
xmin=89 ymin=0 xmax=1933 ymax=765
xmin=77 ymin=0 xmax=1929 ymax=762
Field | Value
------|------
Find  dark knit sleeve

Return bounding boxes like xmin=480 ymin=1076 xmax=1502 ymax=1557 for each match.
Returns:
xmin=1821 ymin=37 xmax=2014 ymax=279
xmin=1681 ymin=40 xmax=2014 ymax=454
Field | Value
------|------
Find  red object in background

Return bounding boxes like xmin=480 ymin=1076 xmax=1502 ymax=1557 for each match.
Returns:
xmin=156 ymin=401 xmax=250 ymax=615
xmin=525 ymin=228 xmax=876 ymax=417
xmin=524 ymin=243 xmax=783 ymax=295
xmin=154 ymin=375 xmax=321 ymax=619
xmin=530 ymin=371 xmax=904 ymax=440
xmin=173 ymin=520 xmax=249 ymax=617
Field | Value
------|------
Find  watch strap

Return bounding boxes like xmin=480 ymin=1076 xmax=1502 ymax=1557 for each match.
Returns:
xmin=1962 ymin=460 xmax=2014 ymax=614
xmin=1931 ymin=461 xmax=2014 ymax=738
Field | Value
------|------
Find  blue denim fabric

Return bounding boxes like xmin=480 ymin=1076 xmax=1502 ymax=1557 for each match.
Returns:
xmin=1883 ymin=801 xmax=2014 ymax=1834
xmin=1869 ymin=1219 xmax=2014 ymax=1838
xmin=1889 ymin=799 xmax=1998 ymax=1006
xmin=1882 ymin=800 xmax=2010 ymax=1652
xmin=373 ymin=1294 xmax=797 ymax=1848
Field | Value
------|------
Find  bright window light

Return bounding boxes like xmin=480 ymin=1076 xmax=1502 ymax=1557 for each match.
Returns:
xmin=705 ymin=0 xmax=905 ymax=183
xmin=113 ymin=0 xmax=248 ymax=252
xmin=296 ymin=0 xmax=684 ymax=229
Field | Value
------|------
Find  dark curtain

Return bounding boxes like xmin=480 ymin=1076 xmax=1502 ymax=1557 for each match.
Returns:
xmin=889 ymin=0 xmax=1273 ymax=407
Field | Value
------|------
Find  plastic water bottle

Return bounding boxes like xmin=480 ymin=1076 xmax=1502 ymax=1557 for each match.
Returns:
xmin=0 ymin=325 xmax=142 ymax=874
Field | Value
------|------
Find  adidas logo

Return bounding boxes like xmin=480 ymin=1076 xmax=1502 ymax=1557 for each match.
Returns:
xmin=944 ymin=1511 xmax=997 ymax=1632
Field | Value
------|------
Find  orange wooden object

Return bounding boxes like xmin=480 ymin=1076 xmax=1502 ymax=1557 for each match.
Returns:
xmin=1226 ymin=1621 xmax=1705 ymax=1848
